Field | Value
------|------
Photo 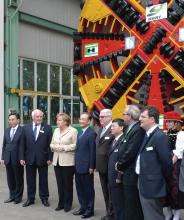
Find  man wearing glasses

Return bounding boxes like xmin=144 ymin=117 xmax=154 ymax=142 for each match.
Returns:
xmin=96 ymin=109 xmax=114 ymax=220
xmin=116 ymin=105 xmax=145 ymax=220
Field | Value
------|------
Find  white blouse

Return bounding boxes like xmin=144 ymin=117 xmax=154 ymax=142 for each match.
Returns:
xmin=173 ymin=131 xmax=184 ymax=159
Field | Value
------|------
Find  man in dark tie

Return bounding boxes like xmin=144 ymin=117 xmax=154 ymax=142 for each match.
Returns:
xmin=20 ymin=109 xmax=52 ymax=207
xmin=73 ymin=112 xmax=96 ymax=218
xmin=96 ymin=109 xmax=114 ymax=220
xmin=116 ymin=104 xmax=145 ymax=220
xmin=108 ymin=118 xmax=126 ymax=220
xmin=136 ymin=106 xmax=172 ymax=220
xmin=1 ymin=112 xmax=24 ymax=204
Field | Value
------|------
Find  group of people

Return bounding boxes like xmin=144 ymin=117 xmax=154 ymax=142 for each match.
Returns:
xmin=1 ymin=105 xmax=184 ymax=220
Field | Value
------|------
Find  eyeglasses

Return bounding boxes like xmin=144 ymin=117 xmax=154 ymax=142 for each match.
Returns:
xmin=99 ymin=115 xmax=110 ymax=118
xmin=123 ymin=113 xmax=129 ymax=116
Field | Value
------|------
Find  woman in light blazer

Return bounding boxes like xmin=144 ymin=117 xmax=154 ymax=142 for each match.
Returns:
xmin=50 ymin=113 xmax=78 ymax=212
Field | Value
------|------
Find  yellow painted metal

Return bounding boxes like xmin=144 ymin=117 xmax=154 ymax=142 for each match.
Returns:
xmin=169 ymin=96 xmax=184 ymax=105
xmin=10 ymin=88 xmax=61 ymax=97
xmin=79 ymin=0 xmax=110 ymax=24
xmin=79 ymin=78 xmax=112 ymax=109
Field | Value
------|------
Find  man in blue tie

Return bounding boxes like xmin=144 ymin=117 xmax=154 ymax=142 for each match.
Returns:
xmin=1 ymin=112 xmax=24 ymax=204
xmin=20 ymin=109 xmax=52 ymax=207
xmin=73 ymin=112 xmax=96 ymax=218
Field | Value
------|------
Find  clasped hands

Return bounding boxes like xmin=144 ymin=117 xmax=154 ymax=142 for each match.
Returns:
xmin=51 ymin=144 xmax=65 ymax=152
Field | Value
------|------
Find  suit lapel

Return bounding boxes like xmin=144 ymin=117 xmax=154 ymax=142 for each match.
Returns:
xmin=139 ymin=127 xmax=159 ymax=153
xmin=29 ymin=123 xmax=35 ymax=140
xmin=98 ymin=127 xmax=111 ymax=144
xmin=7 ymin=127 xmax=11 ymax=142
xmin=11 ymin=126 xmax=20 ymax=142
xmin=77 ymin=127 xmax=90 ymax=148
xmin=109 ymin=134 xmax=124 ymax=155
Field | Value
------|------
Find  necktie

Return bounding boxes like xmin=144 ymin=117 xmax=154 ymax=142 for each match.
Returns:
xmin=112 ymin=139 xmax=117 ymax=148
xmin=33 ymin=125 xmax=37 ymax=141
xmin=142 ymin=133 xmax=149 ymax=146
xmin=10 ymin=128 xmax=15 ymax=141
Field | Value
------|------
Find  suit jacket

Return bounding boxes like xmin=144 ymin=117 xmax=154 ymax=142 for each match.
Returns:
xmin=19 ymin=123 xmax=53 ymax=166
xmin=1 ymin=126 xmax=23 ymax=165
xmin=108 ymin=134 xmax=124 ymax=187
xmin=117 ymin=122 xmax=145 ymax=186
xmin=138 ymin=127 xmax=172 ymax=199
xmin=51 ymin=126 xmax=78 ymax=166
xmin=75 ymin=127 xmax=96 ymax=174
xmin=179 ymin=156 xmax=184 ymax=192
xmin=96 ymin=126 xmax=114 ymax=173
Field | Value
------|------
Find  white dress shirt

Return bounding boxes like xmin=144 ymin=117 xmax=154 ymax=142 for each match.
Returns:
xmin=10 ymin=124 xmax=19 ymax=140
xmin=173 ymin=130 xmax=184 ymax=159
xmin=135 ymin=125 xmax=158 ymax=175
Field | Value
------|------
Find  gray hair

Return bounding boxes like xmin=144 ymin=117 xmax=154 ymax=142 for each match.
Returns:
xmin=31 ymin=109 xmax=43 ymax=118
xmin=126 ymin=105 xmax=140 ymax=121
xmin=100 ymin=109 xmax=112 ymax=117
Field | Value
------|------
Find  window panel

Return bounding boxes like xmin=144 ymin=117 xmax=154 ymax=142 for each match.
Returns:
xmin=37 ymin=96 xmax=48 ymax=122
xmin=22 ymin=96 xmax=33 ymax=124
xmin=37 ymin=63 xmax=47 ymax=92
xmin=50 ymin=97 xmax=59 ymax=125
xmin=73 ymin=100 xmax=80 ymax=124
xmin=50 ymin=65 xmax=60 ymax=93
xmin=62 ymin=67 xmax=71 ymax=95
xmin=63 ymin=99 xmax=71 ymax=116
xmin=23 ymin=60 xmax=34 ymax=90
xmin=73 ymin=75 xmax=80 ymax=96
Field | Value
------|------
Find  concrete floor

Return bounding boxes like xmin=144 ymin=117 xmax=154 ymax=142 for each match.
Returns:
xmin=0 ymin=166 xmax=184 ymax=220
xmin=0 ymin=166 xmax=105 ymax=220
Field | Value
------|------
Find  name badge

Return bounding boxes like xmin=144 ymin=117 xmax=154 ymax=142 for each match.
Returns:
xmin=104 ymin=136 xmax=110 ymax=140
xmin=40 ymin=130 xmax=44 ymax=133
xmin=146 ymin=146 xmax=153 ymax=151
xmin=114 ymin=149 xmax=118 ymax=152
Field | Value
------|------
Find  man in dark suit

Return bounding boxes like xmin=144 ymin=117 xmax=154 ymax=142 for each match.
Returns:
xmin=96 ymin=109 xmax=114 ymax=220
xmin=108 ymin=118 xmax=125 ymax=220
xmin=1 ymin=112 xmax=24 ymax=204
xmin=136 ymin=106 xmax=172 ymax=220
xmin=20 ymin=109 xmax=52 ymax=207
xmin=73 ymin=112 xmax=96 ymax=219
xmin=116 ymin=104 xmax=144 ymax=220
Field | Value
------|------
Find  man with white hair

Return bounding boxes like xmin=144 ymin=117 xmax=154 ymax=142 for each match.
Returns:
xmin=20 ymin=109 xmax=52 ymax=207
xmin=96 ymin=109 xmax=114 ymax=220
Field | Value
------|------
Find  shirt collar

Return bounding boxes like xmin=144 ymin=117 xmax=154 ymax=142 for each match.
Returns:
xmin=103 ymin=121 xmax=112 ymax=131
xmin=82 ymin=126 xmax=89 ymax=133
xmin=11 ymin=124 xmax=18 ymax=130
xmin=146 ymin=124 xmax=158 ymax=137
xmin=115 ymin=133 xmax=123 ymax=141
xmin=127 ymin=121 xmax=137 ymax=132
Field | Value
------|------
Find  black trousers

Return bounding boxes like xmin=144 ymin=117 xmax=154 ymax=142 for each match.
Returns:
xmin=99 ymin=172 xmax=113 ymax=216
xmin=26 ymin=164 xmax=49 ymax=202
xmin=54 ymin=165 xmax=74 ymax=209
xmin=110 ymin=185 xmax=124 ymax=220
xmin=123 ymin=185 xmax=143 ymax=220
xmin=6 ymin=163 xmax=24 ymax=202
xmin=75 ymin=172 xmax=95 ymax=214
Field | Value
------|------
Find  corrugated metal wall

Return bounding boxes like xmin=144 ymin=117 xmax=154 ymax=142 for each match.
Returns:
xmin=19 ymin=0 xmax=80 ymax=66
xmin=19 ymin=23 xmax=74 ymax=66
xmin=19 ymin=0 xmax=80 ymax=29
